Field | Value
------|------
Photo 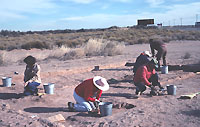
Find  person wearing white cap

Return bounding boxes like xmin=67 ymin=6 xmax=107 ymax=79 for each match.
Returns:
xmin=133 ymin=51 xmax=152 ymax=74
xmin=133 ymin=59 xmax=164 ymax=96
xmin=68 ymin=76 xmax=109 ymax=114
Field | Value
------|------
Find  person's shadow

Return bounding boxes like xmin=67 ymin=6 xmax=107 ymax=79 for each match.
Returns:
xmin=0 ymin=93 xmax=24 ymax=100
xmin=24 ymin=107 xmax=67 ymax=113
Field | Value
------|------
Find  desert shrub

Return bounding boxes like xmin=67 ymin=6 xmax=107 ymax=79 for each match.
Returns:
xmin=45 ymin=46 xmax=71 ymax=60
xmin=21 ymin=41 xmax=50 ymax=50
xmin=136 ymin=37 xmax=149 ymax=44
xmin=62 ymin=48 xmax=85 ymax=60
xmin=84 ymin=38 xmax=125 ymax=56
xmin=103 ymin=41 xmax=125 ymax=56
xmin=66 ymin=40 xmax=81 ymax=48
xmin=84 ymin=38 xmax=104 ymax=56
xmin=55 ymin=41 xmax=65 ymax=47
xmin=183 ymin=52 xmax=191 ymax=59
xmin=0 ymin=52 xmax=5 ymax=65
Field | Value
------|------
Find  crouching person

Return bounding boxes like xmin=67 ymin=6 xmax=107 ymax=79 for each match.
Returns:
xmin=133 ymin=59 xmax=164 ymax=96
xmin=68 ymin=76 xmax=109 ymax=114
xmin=23 ymin=55 xmax=41 ymax=96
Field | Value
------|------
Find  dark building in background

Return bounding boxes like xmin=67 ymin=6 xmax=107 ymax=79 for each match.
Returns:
xmin=137 ymin=19 xmax=154 ymax=26
xmin=195 ymin=22 xmax=200 ymax=27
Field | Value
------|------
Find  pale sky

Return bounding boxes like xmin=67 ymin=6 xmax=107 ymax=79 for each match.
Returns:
xmin=0 ymin=0 xmax=200 ymax=31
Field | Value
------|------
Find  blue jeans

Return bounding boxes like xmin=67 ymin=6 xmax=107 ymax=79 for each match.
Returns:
xmin=73 ymin=91 xmax=96 ymax=112
xmin=24 ymin=82 xmax=40 ymax=95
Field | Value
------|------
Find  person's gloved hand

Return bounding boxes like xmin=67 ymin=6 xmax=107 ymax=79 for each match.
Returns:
xmin=95 ymin=99 xmax=100 ymax=103
xmin=148 ymin=84 xmax=153 ymax=88
xmin=94 ymin=99 xmax=100 ymax=108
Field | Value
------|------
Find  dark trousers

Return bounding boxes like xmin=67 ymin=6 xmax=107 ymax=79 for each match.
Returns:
xmin=156 ymin=47 xmax=167 ymax=67
xmin=135 ymin=73 xmax=161 ymax=93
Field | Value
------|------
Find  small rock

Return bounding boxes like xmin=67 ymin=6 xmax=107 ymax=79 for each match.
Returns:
xmin=1 ymin=103 xmax=10 ymax=110
xmin=48 ymin=114 xmax=65 ymax=123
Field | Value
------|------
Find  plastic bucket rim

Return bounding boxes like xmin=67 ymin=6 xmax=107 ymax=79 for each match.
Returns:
xmin=99 ymin=102 xmax=112 ymax=106
xmin=43 ymin=83 xmax=55 ymax=86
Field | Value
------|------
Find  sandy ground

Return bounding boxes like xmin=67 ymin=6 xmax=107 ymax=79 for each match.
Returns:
xmin=0 ymin=41 xmax=200 ymax=127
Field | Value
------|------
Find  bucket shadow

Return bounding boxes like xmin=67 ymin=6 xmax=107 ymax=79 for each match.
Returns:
xmin=101 ymin=93 xmax=138 ymax=99
xmin=102 ymin=68 xmax=131 ymax=71
xmin=181 ymin=110 xmax=200 ymax=117
xmin=0 ymin=93 xmax=24 ymax=100
xmin=24 ymin=107 xmax=66 ymax=113
xmin=76 ymin=112 xmax=101 ymax=117
xmin=108 ymin=78 xmax=133 ymax=84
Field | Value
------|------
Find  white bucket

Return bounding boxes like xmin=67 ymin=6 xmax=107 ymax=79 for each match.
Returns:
xmin=2 ymin=77 xmax=12 ymax=87
xmin=43 ymin=83 xmax=55 ymax=94
xmin=161 ymin=66 xmax=168 ymax=74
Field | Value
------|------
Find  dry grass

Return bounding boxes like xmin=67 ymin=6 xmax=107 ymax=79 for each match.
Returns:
xmin=1 ymin=27 xmax=200 ymax=51
xmin=0 ymin=52 xmax=5 ymax=65
xmin=0 ymin=27 xmax=200 ymax=65
xmin=61 ymin=38 xmax=125 ymax=60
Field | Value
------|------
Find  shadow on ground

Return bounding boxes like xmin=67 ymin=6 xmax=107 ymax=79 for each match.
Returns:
xmin=101 ymin=93 xmax=138 ymax=99
xmin=24 ymin=107 xmax=66 ymax=113
xmin=0 ymin=93 xmax=24 ymax=100
xmin=181 ymin=109 xmax=200 ymax=117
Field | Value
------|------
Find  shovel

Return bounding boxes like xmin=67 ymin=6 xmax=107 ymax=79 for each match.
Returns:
xmin=179 ymin=92 xmax=200 ymax=99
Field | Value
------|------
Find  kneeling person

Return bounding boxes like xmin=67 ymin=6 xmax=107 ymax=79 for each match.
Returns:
xmin=68 ymin=76 xmax=109 ymax=114
xmin=23 ymin=55 xmax=41 ymax=96
xmin=133 ymin=59 xmax=163 ymax=96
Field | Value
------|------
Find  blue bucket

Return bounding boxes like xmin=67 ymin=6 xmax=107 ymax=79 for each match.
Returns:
xmin=99 ymin=102 xmax=113 ymax=117
xmin=166 ymin=85 xmax=176 ymax=95
xmin=2 ymin=77 xmax=12 ymax=87
xmin=161 ymin=66 xmax=168 ymax=74
xmin=43 ymin=83 xmax=55 ymax=94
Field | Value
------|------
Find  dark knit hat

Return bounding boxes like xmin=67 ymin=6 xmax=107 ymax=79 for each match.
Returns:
xmin=24 ymin=55 xmax=36 ymax=65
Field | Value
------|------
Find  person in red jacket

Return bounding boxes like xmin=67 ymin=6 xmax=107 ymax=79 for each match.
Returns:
xmin=68 ymin=76 xmax=109 ymax=113
xmin=133 ymin=59 xmax=164 ymax=96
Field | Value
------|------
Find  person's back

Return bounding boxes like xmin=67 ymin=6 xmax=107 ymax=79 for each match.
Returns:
xmin=149 ymin=39 xmax=167 ymax=68
xmin=150 ymin=40 xmax=165 ymax=52
xmin=133 ymin=51 xmax=151 ymax=73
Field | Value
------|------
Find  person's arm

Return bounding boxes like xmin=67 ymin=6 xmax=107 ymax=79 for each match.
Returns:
xmin=96 ymin=90 xmax=103 ymax=100
xmin=150 ymin=43 xmax=155 ymax=57
xmin=140 ymin=67 xmax=151 ymax=86
xmin=83 ymin=86 xmax=96 ymax=102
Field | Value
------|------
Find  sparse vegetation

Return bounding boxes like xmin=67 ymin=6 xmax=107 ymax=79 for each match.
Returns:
xmin=0 ymin=26 xmax=200 ymax=63
xmin=183 ymin=52 xmax=191 ymax=59
xmin=0 ymin=52 xmax=5 ymax=65
xmin=1 ymin=27 xmax=200 ymax=51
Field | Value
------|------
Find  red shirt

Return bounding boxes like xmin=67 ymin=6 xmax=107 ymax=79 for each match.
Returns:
xmin=75 ymin=78 xmax=102 ymax=102
xmin=133 ymin=64 xmax=155 ymax=86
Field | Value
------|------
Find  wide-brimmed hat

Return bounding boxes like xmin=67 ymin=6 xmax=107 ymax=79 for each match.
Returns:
xmin=143 ymin=51 xmax=152 ymax=57
xmin=93 ymin=76 xmax=109 ymax=91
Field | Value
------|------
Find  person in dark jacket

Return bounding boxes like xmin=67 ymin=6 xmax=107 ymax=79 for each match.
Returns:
xmin=133 ymin=51 xmax=152 ymax=74
xmin=23 ymin=55 xmax=41 ymax=96
xmin=68 ymin=76 xmax=109 ymax=114
xmin=149 ymin=39 xmax=167 ymax=69
xmin=133 ymin=59 xmax=164 ymax=96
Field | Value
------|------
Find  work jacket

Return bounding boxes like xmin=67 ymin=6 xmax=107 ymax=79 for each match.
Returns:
xmin=75 ymin=78 xmax=102 ymax=102
xmin=24 ymin=63 xmax=41 ymax=83
xmin=133 ymin=64 xmax=155 ymax=86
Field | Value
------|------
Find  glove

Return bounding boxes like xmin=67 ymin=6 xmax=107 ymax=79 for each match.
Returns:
xmin=94 ymin=99 xmax=100 ymax=108
xmin=148 ymin=84 xmax=153 ymax=88
xmin=95 ymin=99 xmax=100 ymax=103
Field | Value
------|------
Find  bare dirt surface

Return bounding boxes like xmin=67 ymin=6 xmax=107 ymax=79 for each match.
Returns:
xmin=0 ymin=41 xmax=200 ymax=127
